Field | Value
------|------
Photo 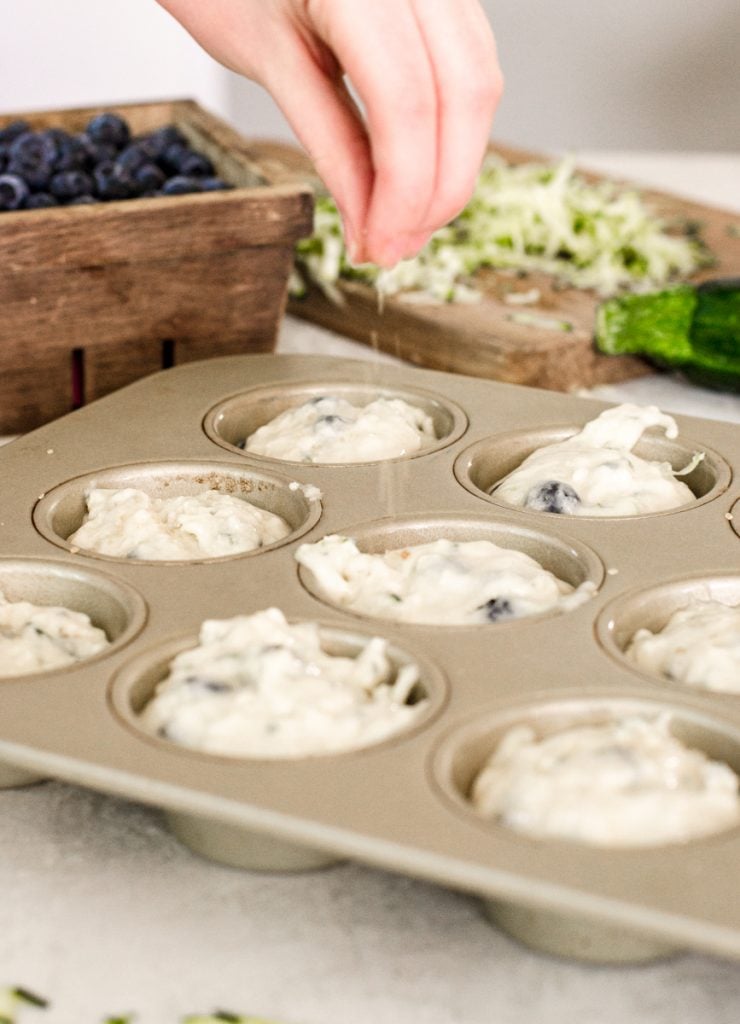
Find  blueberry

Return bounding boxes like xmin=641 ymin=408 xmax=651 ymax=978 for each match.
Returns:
xmin=0 ymin=120 xmax=30 ymax=145
xmin=177 ymin=150 xmax=214 ymax=177
xmin=479 ymin=597 xmax=514 ymax=623
xmin=6 ymin=131 xmax=56 ymax=189
xmin=134 ymin=162 xmax=165 ymax=192
xmin=67 ymin=195 xmax=98 ymax=205
xmin=200 ymin=176 xmax=232 ymax=191
xmin=24 ymin=191 xmax=58 ymax=209
xmin=114 ymin=143 xmax=150 ymax=177
xmin=161 ymin=175 xmax=202 ymax=195
xmin=78 ymin=134 xmax=117 ymax=166
xmin=140 ymin=125 xmax=186 ymax=160
xmin=49 ymin=170 xmax=94 ymax=201
xmin=92 ymin=162 xmax=131 ymax=200
xmin=85 ymin=113 xmax=130 ymax=150
xmin=524 ymin=480 xmax=581 ymax=515
xmin=161 ymin=141 xmax=191 ymax=173
xmin=50 ymin=132 xmax=89 ymax=172
xmin=9 ymin=130 xmax=57 ymax=167
xmin=6 ymin=157 xmax=50 ymax=191
xmin=0 ymin=173 xmax=30 ymax=211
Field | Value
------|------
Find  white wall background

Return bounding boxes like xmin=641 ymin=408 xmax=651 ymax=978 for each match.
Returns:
xmin=2 ymin=1 xmax=739 ymax=153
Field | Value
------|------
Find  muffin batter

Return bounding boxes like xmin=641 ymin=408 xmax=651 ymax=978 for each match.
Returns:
xmin=0 ymin=590 xmax=109 ymax=676
xmin=68 ymin=487 xmax=290 ymax=560
xmin=243 ymin=394 xmax=436 ymax=463
xmin=471 ymin=714 xmax=740 ymax=846
xmin=626 ymin=598 xmax=740 ymax=694
xmin=494 ymin=404 xmax=701 ymax=516
xmin=141 ymin=607 xmax=425 ymax=757
xmin=295 ymin=535 xmax=594 ymax=625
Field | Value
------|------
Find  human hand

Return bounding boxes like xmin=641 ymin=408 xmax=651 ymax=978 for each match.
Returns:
xmin=157 ymin=0 xmax=503 ymax=266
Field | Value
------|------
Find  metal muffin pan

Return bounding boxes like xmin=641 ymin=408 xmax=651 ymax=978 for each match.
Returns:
xmin=0 ymin=353 xmax=738 ymax=964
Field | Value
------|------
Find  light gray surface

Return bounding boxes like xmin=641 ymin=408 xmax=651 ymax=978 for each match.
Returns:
xmin=1 ymin=155 xmax=739 ymax=1022
xmin=2 ymin=782 xmax=740 ymax=1024
xmin=4 ymin=1 xmax=739 ymax=151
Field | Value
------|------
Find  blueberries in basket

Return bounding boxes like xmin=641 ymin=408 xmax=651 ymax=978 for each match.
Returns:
xmin=524 ymin=480 xmax=581 ymax=515
xmin=0 ymin=113 xmax=232 ymax=213
xmin=479 ymin=597 xmax=514 ymax=623
xmin=162 ymin=175 xmax=203 ymax=195
xmin=49 ymin=170 xmax=94 ymax=201
xmin=0 ymin=173 xmax=30 ymax=211
xmin=85 ymin=112 xmax=130 ymax=149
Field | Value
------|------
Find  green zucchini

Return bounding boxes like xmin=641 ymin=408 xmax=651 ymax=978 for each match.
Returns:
xmin=595 ymin=278 xmax=740 ymax=392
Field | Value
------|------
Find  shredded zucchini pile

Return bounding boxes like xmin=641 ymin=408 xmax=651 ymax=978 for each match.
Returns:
xmin=292 ymin=154 xmax=705 ymax=304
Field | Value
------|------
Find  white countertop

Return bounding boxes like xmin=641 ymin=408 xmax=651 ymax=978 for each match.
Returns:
xmin=1 ymin=153 xmax=739 ymax=1024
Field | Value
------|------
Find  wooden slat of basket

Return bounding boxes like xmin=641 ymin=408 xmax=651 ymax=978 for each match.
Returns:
xmin=0 ymin=350 xmax=72 ymax=433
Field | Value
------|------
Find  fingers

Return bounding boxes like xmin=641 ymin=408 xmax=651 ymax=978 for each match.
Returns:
xmin=311 ymin=0 xmax=501 ymax=266
xmin=259 ymin=33 xmax=375 ymax=261
xmin=410 ymin=0 xmax=503 ymax=236
xmin=311 ymin=1 xmax=441 ymax=265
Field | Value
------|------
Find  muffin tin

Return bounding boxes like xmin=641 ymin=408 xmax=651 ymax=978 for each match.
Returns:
xmin=0 ymin=353 xmax=738 ymax=964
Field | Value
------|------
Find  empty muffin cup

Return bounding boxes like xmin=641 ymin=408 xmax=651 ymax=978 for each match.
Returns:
xmin=432 ymin=696 xmax=740 ymax=961
xmin=0 ymin=557 xmax=147 ymax=787
xmin=33 ymin=461 xmax=321 ymax=563
xmin=109 ymin=620 xmax=447 ymax=870
xmin=597 ymin=574 xmax=740 ymax=694
xmin=294 ymin=512 xmax=601 ymax=622
xmin=203 ymin=381 xmax=467 ymax=465
xmin=455 ymin=425 xmax=730 ymax=518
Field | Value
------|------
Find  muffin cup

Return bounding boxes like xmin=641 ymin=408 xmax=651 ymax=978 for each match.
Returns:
xmin=297 ymin=512 xmax=603 ymax=627
xmin=596 ymin=573 xmax=740 ymax=694
xmin=109 ymin=622 xmax=447 ymax=871
xmin=454 ymin=425 xmax=730 ymax=518
xmin=33 ymin=460 xmax=321 ymax=564
xmin=203 ymin=380 xmax=468 ymax=465
xmin=431 ymin=694 xmax=740 ymax=962
xmin=0 ymin=557 xmax=147 ymax=787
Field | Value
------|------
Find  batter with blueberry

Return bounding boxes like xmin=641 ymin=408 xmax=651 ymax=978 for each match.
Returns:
xmin=494 ymin=404 xmax=701 ymax=517
xmin=243 ymin=395 xmax=436 ymax=463
xmin=295 ymin=535 xmax=594 ymax=625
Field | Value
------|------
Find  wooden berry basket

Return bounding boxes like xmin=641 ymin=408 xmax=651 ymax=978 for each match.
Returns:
xmin=0 ymin=99 xmax=314 ymax=433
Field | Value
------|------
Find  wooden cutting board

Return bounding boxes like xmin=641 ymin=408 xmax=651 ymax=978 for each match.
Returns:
xmin=245 ymin=140 xmax=740 ymax=391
